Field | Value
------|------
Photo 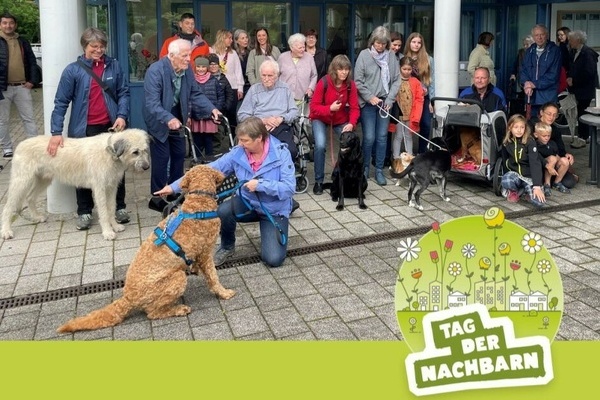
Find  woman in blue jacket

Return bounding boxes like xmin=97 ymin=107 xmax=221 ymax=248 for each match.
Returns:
xmin=155 ymin=116 xmax=296 ymax=268
xmin=47 ymin=27 xmax=130 ymax=231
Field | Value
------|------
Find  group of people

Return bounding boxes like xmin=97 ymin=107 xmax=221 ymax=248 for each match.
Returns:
xmin=2 ymin=9 xmax=598 ymax=269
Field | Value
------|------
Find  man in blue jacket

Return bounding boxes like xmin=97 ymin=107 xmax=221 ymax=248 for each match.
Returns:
xmin=144 ymin=39 xmax=220 ymax=212
xmin=459 ymin=67 xmax=507 ymax=113
xmin=520 ymin=24 xmax=561 ymax=119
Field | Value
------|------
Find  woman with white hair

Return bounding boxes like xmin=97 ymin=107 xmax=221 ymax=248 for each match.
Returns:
xmin=567 ymin=30 xmax=600 ymax=144
xmin=278 ymin=33 xmax=318 ymax=102
xmin=354 ymin=26 xmax=400 ymax=186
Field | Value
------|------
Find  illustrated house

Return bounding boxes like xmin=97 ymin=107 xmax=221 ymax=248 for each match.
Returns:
xmin=509 ymin=290 xmax=529 ymax=311
xmin=528 ymin=291 xmax=548 ymax=311
xmin=473 ymin=280 xmax=494 ymax=306
xmin=447 ymin=291 xmax=467 ymax=308
xmin=429 ymin=281 xmax=442 ymax=311
xmin=417 ymin=291 xmax=429 ymax=311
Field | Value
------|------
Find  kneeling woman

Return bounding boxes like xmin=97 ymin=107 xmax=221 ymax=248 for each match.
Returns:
xmin=155 ymin=117 xmax=296 ymax=267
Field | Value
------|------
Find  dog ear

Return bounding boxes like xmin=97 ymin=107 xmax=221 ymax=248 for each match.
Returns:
xmin=180 ymin=171 xmax=191 ymax=192
xmin=213 ymin=168 xmax=225 ymax=186
xmin=107 ymin=138 xmax=129 ymax=160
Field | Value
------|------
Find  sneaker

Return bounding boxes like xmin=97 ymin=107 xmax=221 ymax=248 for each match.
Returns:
xmin=291 ymin=199 xmax=300 ymax=213
xmin=506 ymin=190 xmax=520 ymax=203
xmin=571 ymin=137 xmax=586 ymax=149
xmin=76 ymin=214 xmax=93 ymax=230
xmin=375 ymin=169 xmax=387 ymax=186
xmin=552 ymin=181 xmax=571 ymax=194
xmin=213 ymin=247 xmax=235 ymax=267
xmin=115 ymin=209 xmax=130 ymax=224
xmin=543 ymin=184 xmax=552 ymax=197
xmin=2 ymin=150 xmax=13 ymax=158
xmin=312 ymin=182 xmax=323 ymax=195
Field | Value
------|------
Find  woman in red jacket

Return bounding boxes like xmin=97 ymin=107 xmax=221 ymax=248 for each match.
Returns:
xmin=309 ymin=55 xmax=360 ymax=195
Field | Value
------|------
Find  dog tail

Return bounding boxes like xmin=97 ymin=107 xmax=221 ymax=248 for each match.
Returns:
xmin=393 ymin=163 xmax=414 ymax=179
xmin=57 ymin=297 xmax=133 ymax=333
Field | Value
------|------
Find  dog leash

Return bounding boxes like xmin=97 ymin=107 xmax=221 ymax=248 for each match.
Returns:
xmin=328 ymin=123 xmax=336 ymax=165
xmin=376 ymin=103 xmax=444 ymax=151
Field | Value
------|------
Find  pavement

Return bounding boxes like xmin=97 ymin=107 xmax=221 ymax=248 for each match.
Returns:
xmin=1 ymin=88 xmax=599 ymax=341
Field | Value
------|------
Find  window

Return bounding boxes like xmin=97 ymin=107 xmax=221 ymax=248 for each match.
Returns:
xmin=232 ymin=2 xmax=291 ymax=52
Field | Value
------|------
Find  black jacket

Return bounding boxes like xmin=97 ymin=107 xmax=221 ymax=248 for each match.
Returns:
xmin=568 ymin=45 xmax=599 ymax=101
xmin=313 ymin=47 xmax=329 ymax=80
xmin=0 ymin=35 xmax=40 ymax=90
xmin=502 ymin=136 xmax=544 ymax=186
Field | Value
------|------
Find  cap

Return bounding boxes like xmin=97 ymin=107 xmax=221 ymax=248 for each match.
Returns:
xmin=208 ymin=54 xmax=220 ymax=65
xmin=194 ymin=57 xmax=210 ymax=67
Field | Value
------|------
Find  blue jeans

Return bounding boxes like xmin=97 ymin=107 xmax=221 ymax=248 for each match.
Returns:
xmin=217 ymin=195 xmax=289 ymax=268
xmin=418 ymin=96 xmax=432 ymax=154
xmin=360 ymin=103 xmax=389 ymax=172
xmin=312 ymin=119 xmax=343 ymax=183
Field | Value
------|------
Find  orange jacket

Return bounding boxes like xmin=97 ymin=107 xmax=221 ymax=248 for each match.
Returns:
xmin=159 ymin=31 xmax=210 ymax=59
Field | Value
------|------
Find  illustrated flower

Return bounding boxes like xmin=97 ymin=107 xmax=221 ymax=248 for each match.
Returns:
xmin=479 ymin=257 xmax=491 ymax=270
xmin=430 ymin=251 xmax=439 ymax=263
xmin=510 ymin=260 xmax=521 ymax=271
xmin=444 ymin=239 xmax=454 ymax=252
xmin=461 ymin=243 xmax=476 ymax=259
xmin=397 ymin=237 xmax=421 ymax=262
xmin=448 ymin=262 xmax=462 ymax=277
xmin=483 ymin=207 xmax=505 ymax=228
xmin=411 ymin=269 xmax=422 ymax=279
xmin=522 ymin=232 xmax=543 ymax=254
xmin=431 ymin=221 xmax=440 ymax=233
xmin=537 ymin=259 xmax=552 ymax=274
xmin=498 ymin=242 xmax=511 ymax=256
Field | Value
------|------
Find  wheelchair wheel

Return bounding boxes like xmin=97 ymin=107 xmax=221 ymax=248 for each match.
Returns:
xmin=493 ymin=158 xmax=504 ymax=196
xmin=295 ymin=175 xmax=309 ymax=194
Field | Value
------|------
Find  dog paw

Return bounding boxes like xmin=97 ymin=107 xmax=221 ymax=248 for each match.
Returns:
xmin=408 ymin=200 xmax=415 ymax=208
xmin=417 ymin=204 xmax=424 ymax=211
xmin=359 ymin=203 xmax=368 ymax=210
xmin=175 ymin=305 xmax=192 ymax=316
xmin=336 ymin=205 xmax=344 ymax=211
xmin=102 ymin=230 xmax=117 ymax=240
xmin=1 ymin=229 xmax=14 ymax=240
xmin=30 ymin=215 xmax=47 ymax=223
xmin=113 ymin=223 xmax=125 ymax=232
xmin=443 ymin=197 xmax=450 ymax=202
xmin=218 ymin=289 xmax=236 ymax=300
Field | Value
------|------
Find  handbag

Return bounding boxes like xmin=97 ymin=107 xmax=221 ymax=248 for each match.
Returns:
xmin=76 ymin=59 xmax=118 ymax=104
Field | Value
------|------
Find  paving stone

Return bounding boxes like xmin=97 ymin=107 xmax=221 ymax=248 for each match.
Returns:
xmin=291 ymin=294 xmax=336 ymax=321
xmin=13 ymin=273 xmax=50 ymax=295
xmin=243 ymin=274 xmax=282 ymax=298
xmin=225 ymin=306 xmax=269 ymax=337
xmin=263 ymin=307 xmax=309 ymax=338
xmin=278 ymin=274 xmax=317 ymax=298
xmin=253 ymin=292 xmax=293 ymax=313
xmin=327 ymin=293 xmax=374 ymax=322
xmin=564 ymin=300 xmax=600 ymax=331
xmin=153 ymin=320 xmax=193 ymax=340
xmin=0 ymin=310 xmax=40 ymax=333
xmin=307 ymin=316 xmax=357 ymax=340
xmin=347 ymin=316 xmax=397 ymax=340
xmin=187 ymin=306 xmax=227 ymax=327
xmin=192 ymin=321 xmax=234 ymax=340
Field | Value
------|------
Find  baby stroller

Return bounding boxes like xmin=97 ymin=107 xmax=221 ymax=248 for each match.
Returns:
xmin=430 ymin=97 xmax=507 ymax=196
xmin=292 ymin=96 xmax=314 ymax=194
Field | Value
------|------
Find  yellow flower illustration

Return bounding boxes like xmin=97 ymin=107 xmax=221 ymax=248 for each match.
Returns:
xmin=448 ymin=262 xmax=462 ymax=277
xmin=483 ymin=207 xmax=505 ymax=228
xmin=479 ymin=257 xmax=491 ymax=270
xmin=537 ymin=259 xmax=552 ymax=274
xmin=498 ymin=242 xmax=511 ymax=255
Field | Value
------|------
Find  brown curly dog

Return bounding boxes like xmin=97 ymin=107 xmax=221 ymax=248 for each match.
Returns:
xmin=57 ymin=165 xmax=235 ymax=333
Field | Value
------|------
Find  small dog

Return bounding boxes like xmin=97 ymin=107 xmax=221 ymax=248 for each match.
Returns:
xmin=57 ymin=165 xmax=235 ymax=333
xmin=1 ymin=129 xmax=150 ymax=240
xmin=327 ymin=130 xmax=368 ymax=210
xmin=395 ymin=138 xmax=452 ymax=210
xmin=391 ymin=152 xmax=416 ymax=186
xmin=457 ymin=127 xmax=482 ymax=165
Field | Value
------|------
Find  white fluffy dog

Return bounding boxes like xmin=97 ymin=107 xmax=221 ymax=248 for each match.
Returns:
xmin=1 ymin=129 xmax=150 ymax=240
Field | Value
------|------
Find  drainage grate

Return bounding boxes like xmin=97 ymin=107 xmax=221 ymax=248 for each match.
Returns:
xmin=1 ymin=198 xmax=599 ymax=311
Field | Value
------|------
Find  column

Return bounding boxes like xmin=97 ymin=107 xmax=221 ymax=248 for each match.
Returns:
xmin=39 ymin=0 xmax=87 ymax=213
xmin=433 ymin=0 xmax=461 ymax=107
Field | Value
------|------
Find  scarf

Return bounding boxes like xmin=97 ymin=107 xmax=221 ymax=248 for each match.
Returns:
xmin=370 ymin=46 xmax=390 ymax=94
xmin=195 ymin=72 xmax=211 ymax=84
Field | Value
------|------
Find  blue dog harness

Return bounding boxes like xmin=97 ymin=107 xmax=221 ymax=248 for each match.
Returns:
xmin=153 ymin=208 xmax=218 ymax=266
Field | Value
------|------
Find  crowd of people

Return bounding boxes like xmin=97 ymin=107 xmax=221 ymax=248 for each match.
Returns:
xmin=2 ymin=9 xmax=599 ymax=268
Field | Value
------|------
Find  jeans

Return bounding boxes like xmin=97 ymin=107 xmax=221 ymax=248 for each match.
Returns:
xmin=418 ymin=96 xmax=432 ymax=154
xmin=0 ymin=85 xmax=38 ymax=150
xmin=217 ymin=195 xmax=289 ymax=268
xmin=149 ymin=132 xmax=186 ymax=193
xmin=77 ymin=123 xmax=126 ymax=215
xmin=360 ymin=102 xmax=389 ymax=172
xmin=501 ymin=171 xmax=530 ymax=196
xmin=312 ymin=119 xmax=343 ymax=183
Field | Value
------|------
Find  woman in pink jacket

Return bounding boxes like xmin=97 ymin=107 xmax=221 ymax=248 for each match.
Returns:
xmin=309 ymin=55 xmax=360 ymax=195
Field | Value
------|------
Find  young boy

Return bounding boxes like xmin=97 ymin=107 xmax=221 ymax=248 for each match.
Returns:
xmin=534 ymin=122 xmax=571 ymax=195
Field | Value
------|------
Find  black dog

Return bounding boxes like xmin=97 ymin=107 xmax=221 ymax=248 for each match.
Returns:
xmin=395 ymin=138 xmax=451 ymax=211
xmin=326 ymin=131 xmax=368 ymax=211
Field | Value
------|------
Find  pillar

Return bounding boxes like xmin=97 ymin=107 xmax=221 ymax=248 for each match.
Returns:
xmin=434 ymin=0 xmax=461 ymax=106
xmin=39 ymin=0 xmax=86 ymax=213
